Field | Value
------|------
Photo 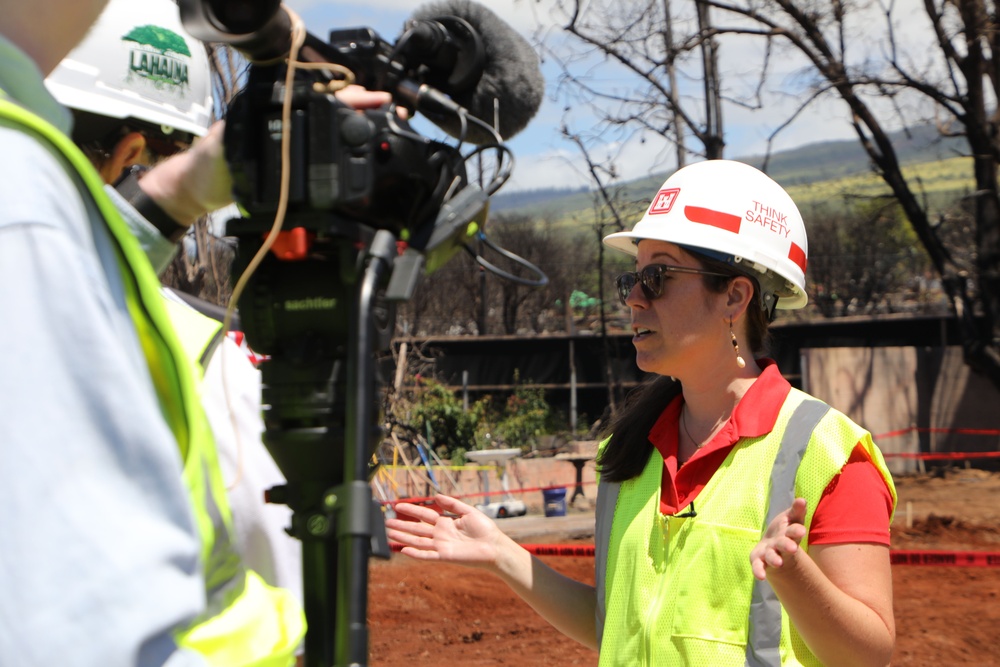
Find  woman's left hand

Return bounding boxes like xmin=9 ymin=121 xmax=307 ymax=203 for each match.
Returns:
xmin=750 ymin=496 xmax=808 ymax=580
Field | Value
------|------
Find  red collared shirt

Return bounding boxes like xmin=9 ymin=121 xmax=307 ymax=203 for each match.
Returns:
xmin=648 ymin=359 xmax=893 ymax=545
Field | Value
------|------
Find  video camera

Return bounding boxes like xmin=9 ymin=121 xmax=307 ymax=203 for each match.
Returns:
xmin=177 ymin=2 xmax=545 ymax=666
xmin=224 ymin=24 xmax=486 ymax=246
xmin=179 ymin=0 xmax=545 ymax=447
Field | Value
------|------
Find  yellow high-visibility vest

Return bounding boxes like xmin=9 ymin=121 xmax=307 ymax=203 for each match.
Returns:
xmin=595 ymin=388 xmax=896 ymax=666
xmin=0 ymin=90 xmax=304 ymax=666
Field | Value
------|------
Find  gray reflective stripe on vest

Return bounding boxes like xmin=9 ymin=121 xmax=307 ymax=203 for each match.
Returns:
xmin=594 ymin=477 xmax=619 ymax=649
xmin=197 ymin=454 xmax=247 ymax=618
xmin=745 ymin=398 xmax=830 ymax=667
xmin=593 ymin=399 xmax=832 ymax=660
xmin=199 ymin=327 xmax=226 ymax=372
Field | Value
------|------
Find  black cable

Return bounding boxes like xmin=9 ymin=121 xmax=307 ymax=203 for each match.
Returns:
xmin=464 ymin=230 xmax=549 ymax=287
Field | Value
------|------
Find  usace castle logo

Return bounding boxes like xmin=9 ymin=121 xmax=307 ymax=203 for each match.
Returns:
xmin=123 ymin=25 xmax=191 ymax=89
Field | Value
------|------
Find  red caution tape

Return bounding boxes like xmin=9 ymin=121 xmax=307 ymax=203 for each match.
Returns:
xmin=890 ymin=550 xmax=1000 ymax=567
xmin=881 ymin=450 xmax=1000 ymax=460
xmin=389 ymin=543 xmax=596 ymax=557
xmin=521 ymin=544 xmax=596 ymax=557
xmin=873 ymin=426 xmax=1000 ymax=460
xmin=390 ymin=543 xmax=1000 ymax=567
xmin=877 ymin=427 xmax=1000 ymax=439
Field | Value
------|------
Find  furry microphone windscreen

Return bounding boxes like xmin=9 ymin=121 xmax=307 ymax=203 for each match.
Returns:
xmin=407 ymin=0 xmax=545 ymax=143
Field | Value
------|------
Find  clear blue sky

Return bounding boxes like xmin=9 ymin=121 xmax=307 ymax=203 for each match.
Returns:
xmin=280 ymin=1 xmax=917 ymax=195
xmin=283 ymin=0 xmax=586 ymax=194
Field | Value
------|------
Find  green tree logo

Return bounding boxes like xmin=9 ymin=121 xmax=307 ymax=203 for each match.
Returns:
xmin=123 ymin=26 xmax=191 ymax=57
xmin=123 ymin=26 xmax=191 ymax=89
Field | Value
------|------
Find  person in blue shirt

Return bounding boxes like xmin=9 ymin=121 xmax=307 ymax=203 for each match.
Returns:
xmin=0 ymin=0 xmax=390 ymax=663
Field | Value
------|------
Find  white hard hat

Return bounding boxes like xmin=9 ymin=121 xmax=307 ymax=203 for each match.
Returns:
xmin=46 ymin=0 xmax=213 ymax=137
xmin=604 ymin=159 xmax=808 ymax=310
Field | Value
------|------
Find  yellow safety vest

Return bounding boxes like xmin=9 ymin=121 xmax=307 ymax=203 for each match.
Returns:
xmin=0 ymin=92 xmax=304 ymax=666
xmin=162 ymin=297 xmax=305 ymax=665
xmin=595 ymin=388 xmax=896 ymax=666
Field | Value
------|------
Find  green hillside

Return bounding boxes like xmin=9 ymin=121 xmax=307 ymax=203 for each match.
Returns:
xmin=492 ymin=124 xmax=974 ymax=224
xmin=786 ymin=156 xmax=975 ymax=215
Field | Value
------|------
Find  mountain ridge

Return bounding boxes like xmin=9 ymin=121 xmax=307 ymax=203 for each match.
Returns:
xmin=491 ymin=123 xmax=967 ymax=215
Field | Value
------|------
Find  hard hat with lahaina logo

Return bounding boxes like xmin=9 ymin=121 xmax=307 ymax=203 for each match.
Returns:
xmin=45 ymin=0 xmax=213 ymax=141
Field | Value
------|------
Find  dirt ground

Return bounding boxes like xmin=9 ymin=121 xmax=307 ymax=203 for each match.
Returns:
xmin=367 ymin=468 xmax=1000 ymax=666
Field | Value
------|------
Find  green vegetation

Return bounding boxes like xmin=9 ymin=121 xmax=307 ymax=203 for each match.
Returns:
xmin=391 ymin=373 xmax=556 ymax=463
xmin=494 ymin=122 xmax=977 ymax=229
xmin=502 ymin=155 xmax=977 ymax=230
xmin=787 ymin=157 xmax=975 ymax=216
xmin=490 ymin=374 xmax=552 ymax=450
xmin=398 ymin=378 xmax=489 ymax=465
xmin=492 ymin=156 xmax=979 ymax=244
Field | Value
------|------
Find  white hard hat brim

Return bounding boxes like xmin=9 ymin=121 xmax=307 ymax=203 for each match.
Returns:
xmin=48 ymin=82 xmax=211 ymax=137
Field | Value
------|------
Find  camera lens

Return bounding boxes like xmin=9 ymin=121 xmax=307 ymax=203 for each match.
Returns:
xmin=208 ymin=0 xmax=280 ymax=35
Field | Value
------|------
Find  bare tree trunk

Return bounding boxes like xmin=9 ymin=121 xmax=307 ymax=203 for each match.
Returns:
xmin=689 ymin=0 xmax=1000 ymax=388
xmin=663 ymin=0 xmax=686 ymax=167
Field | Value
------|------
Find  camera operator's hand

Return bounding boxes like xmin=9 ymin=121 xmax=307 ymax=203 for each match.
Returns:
xmin=335 ymin=85 xmax=403 ymax=117
xmin=135 ymin=120 xmax=231 ymax=227
xmin=134 ymin=87 xmax=396 ymax=230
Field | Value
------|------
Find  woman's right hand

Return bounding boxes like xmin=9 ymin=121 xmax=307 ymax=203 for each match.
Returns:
xmin=387 ymin=493 xmax=601 ymax=648
xmin=385 ymin=494 xmax=506 ymax=569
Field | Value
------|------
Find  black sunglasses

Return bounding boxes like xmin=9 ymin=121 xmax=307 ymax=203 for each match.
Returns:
xmin=615 ymin=263 xmax=730 ymax=305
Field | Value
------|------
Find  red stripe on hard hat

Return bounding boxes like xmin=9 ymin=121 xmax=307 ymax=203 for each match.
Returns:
xmin=684 ymin=206 xmax=741 ymax=233
xmin=789 ymin=242 xmax=807 ymax=273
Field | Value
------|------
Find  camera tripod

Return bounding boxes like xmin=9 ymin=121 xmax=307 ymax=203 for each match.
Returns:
xmin=252 ymin=229 xmax=399 ymax=667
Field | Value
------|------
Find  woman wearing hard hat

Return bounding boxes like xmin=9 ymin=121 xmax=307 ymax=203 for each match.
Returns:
xmin=386 ymin=160 xmax=897 ymax=667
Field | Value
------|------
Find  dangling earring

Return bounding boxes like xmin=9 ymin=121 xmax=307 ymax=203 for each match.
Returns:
xmin=730 ymin=318 xmax=746 ymax=368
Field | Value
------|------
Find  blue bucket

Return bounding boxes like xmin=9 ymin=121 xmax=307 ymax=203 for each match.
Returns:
xmin=542 ymin=488 xmax=567 ymax=517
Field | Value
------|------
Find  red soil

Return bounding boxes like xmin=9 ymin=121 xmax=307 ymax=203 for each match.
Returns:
xmin=367 ymin=468 xmax=1000 ymax=666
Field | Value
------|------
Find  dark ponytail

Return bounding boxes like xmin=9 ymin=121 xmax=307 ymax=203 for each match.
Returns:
xmin=597 ymin=375 xmax=680 ymax=482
